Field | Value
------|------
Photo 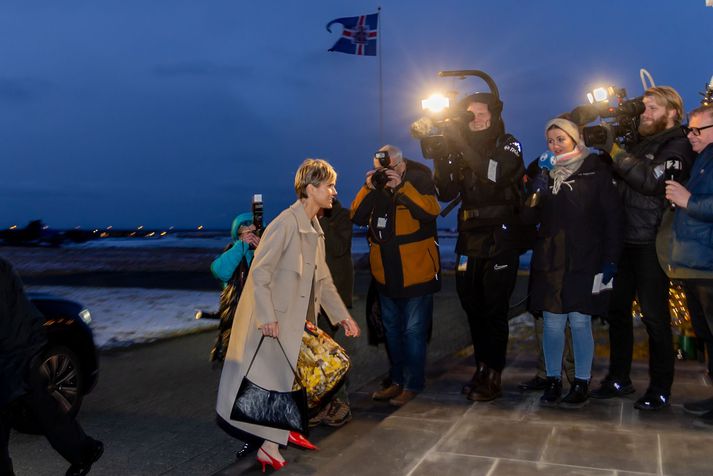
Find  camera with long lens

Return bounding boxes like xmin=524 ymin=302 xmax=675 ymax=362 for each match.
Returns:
xmin=568 ymin=86 xmax=644 ymax=148
xmin=250 ymin=194 xmax=263 ymax=250
xmin=371 ymin=151 xmax=392 ymax=189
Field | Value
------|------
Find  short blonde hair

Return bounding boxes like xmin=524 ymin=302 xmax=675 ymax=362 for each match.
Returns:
xmin=294 ymin=158 xmax=337 ymax=199
xmin=644 ymin=86 xmax=684 ymax=125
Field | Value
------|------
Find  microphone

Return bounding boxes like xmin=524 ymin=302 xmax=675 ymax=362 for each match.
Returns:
xmin=538 ymin=150 xmax=556 ymax=171
xmin=665 ymin=159 xmax=683 ymax=209
xmin=526 ymin=151 xmax=555 ymax=207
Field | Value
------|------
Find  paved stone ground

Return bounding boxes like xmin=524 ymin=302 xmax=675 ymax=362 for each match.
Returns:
xmin=219 ymin=325 xmax=713 ymax=476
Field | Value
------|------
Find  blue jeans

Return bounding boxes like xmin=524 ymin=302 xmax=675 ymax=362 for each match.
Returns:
xmin=379 ymin=294 xmax=433 ymax=392
xmin=543 ymin=311 xmax=593 ymax=380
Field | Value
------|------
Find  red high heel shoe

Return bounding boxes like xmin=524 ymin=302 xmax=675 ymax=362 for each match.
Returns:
xmin=288 ymin=431 xmax=319 ymax=450
xmin=257 ymin=448 xmax=287 ymax=472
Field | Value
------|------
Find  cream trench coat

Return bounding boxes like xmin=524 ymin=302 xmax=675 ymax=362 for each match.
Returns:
xmin=216 ymin=200 xmax=351 ymax=444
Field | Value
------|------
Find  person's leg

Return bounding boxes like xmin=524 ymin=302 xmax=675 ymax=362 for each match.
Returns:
xmin=23 ymin=363 xmax=101 ymax=468
xmin=542 ymin=312 xmax=567 ymax=378
xmin=0 ymin=407 xmax=14 ymax=476
xmin=563 ymin=322 xmax=576 ymax=383
xmin=456 ymin=255 xmax=485 ymax=365
xmin=535 ymin=314 xmax=546 ymax=380
xmin=378 ymin=295 xmax=405 ymax=387
xmin=605 ymin=249 xmax=636 ymax=384
xmin=684 ymin=281 xmax=713 ymax=375
xmin=635 ymin=245 xmax=674 ymax=396
xmin=592 ymin=249 xmax=637 ymax=400
xmin=402 ymin=294 xmax=433 ymax=393
xmin=478 ymin=251 xmax=520 ymax=372
xmin=567 ymin=312 xmax=594 ymax=381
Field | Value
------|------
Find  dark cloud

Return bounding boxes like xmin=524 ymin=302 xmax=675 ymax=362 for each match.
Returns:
xmin=153 ymin=61 xmax=252 ymax=79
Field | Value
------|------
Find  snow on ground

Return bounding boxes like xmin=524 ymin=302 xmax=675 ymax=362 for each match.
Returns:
xmin=28 ymin=285 xmax=220 ymax=349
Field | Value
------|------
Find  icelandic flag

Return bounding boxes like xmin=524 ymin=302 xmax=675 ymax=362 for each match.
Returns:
xmin=326 ymin=13 xmax=378 ymax=56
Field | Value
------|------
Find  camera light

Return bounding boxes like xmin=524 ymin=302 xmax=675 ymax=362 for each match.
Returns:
xmin=592 ymin=87 xmax=609 ymax=103
xmin=421 ymin=93 xmax=450 ymax=113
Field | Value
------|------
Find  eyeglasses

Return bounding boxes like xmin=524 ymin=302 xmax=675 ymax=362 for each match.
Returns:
xmin=682 ymin=124 xmax=713 ymax=136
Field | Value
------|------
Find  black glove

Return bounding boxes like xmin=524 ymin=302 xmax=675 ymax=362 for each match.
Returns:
xmin=528 ymin=169 xmax=550 ymax=195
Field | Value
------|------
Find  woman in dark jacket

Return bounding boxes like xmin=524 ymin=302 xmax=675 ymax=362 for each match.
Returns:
xmin=526 ymin=118 xmax=623 ymax=408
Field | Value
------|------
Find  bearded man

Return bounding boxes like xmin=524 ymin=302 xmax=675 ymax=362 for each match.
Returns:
xmin=590 ymin=86 xmax=696 ymax=410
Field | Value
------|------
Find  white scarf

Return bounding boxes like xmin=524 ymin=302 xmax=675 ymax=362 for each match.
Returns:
xmin=549 ymin=146 xmax=590 ymax=194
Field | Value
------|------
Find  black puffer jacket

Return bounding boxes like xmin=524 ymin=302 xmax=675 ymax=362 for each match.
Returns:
xmin=0 ymin=258 xmax=47 ymax=409
xmin=526 ymin=153 xmax=624 ymax=315
xmin=612 ymin=126 xmax=695 ymax=244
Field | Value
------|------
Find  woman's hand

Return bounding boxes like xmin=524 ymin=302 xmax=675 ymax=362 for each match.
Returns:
xmin=260 ymin=321 xmax=279 ymax=338
xmin=339 ymin=318 xmax=361 ymax=337
xmin=241 ymin=232 xmax=260 ymax=248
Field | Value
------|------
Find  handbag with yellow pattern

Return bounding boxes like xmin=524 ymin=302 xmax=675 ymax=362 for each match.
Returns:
xmin=293 ymin=321 xmax=351 ymax=408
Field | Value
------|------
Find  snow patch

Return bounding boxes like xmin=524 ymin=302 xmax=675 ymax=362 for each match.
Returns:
xmin=27 ymin=286 xmax=220 ymax=349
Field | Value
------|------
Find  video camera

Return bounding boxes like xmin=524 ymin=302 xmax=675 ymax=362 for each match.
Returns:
xmin=567 ymin=86 xmax=644 ymax=149
xmin=410 ymin=70 xmax=501 ymax=161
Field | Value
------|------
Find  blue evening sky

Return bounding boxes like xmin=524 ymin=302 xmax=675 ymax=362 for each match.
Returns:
xmin=0 ymin=0 xmax=710 ymax=229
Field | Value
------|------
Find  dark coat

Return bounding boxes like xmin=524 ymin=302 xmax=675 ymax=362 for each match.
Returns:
xmin=319 ymin=199 xmax=353 ymax=308
xmin=526 ymin=153 xmax=624 ymax=315
xmin=0 ymin=258 xmax=47 ymax=409
xmin=612 ymin=126 xmax=695 ymax=244
xmin=671 ymin=144 xmax=713 ymax=271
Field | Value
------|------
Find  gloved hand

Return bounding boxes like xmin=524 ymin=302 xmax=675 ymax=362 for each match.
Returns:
xmin=538 ymin=151 xmax=556 ymax=170
xmin=528 ymin=169 xmax=550 ymax=195
xmin=601 ymin=262 xmax=617 ymax=285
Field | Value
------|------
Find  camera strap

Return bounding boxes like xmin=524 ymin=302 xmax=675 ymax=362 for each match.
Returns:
xmin=440 ymin=194 xmax=462 ymax=217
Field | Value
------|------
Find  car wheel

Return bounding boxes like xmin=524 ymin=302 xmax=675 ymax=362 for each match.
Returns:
xmin=39 ymin=345 xmax=84 ymax=418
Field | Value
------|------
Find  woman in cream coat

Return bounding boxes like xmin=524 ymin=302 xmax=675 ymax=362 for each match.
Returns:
xmin=216 ymin=159 xmax=360 ymax=471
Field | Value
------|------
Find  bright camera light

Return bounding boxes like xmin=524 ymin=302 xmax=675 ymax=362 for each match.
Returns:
xmin=421 ymin=93 xmax=450 ymax=113
xmin=592 ymin=87 xmax=609 ymax=102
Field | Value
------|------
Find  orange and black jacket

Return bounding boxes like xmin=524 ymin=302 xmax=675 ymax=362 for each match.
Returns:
xmin=351 ymin=160 xmax=441 ymax=298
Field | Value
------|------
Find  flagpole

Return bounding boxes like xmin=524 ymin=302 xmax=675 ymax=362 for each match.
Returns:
xmin=377 ymin=6 xmax=383 ymax=146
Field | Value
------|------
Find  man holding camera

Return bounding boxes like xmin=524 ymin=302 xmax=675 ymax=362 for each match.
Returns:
xmin=433 ymin=92 xmax=528 ymax=402
xmin=591 ymin=86 xmax=695 ymax=410
xmin=351 ymin=145 xmax=441 ymax=407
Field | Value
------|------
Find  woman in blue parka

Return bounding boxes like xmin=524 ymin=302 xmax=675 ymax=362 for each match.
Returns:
xmin=209 ymin=212 xmax=260 ymax=363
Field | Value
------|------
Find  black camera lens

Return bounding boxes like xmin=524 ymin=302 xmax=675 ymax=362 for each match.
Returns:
xmin=371 ymin=169 xmax=389 ymax=189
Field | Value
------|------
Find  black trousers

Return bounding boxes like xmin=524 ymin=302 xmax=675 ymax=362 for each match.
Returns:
xmin=1 ymin=364 xmax=95 ymax=475
xmin=456 ymin=251 xmax=519 ymax=372
xmin=605 ymin=243 xmax=674 ymax=394
xmin=682 ymin=280 xmax=713 ymax=376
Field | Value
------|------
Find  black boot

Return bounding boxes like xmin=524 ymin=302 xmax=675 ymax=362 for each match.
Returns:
xmin=461 ymin=362 xmax=487 ymax=395
xmin=66 ymin=440 xmax=104 ymax=476
xmin=539 ymin=377 xmax=562 ymax=407
xmin=560 ymin=378 xmax=589 ymax=409
xmin=467 ymin=368 xmax=502 ymax=402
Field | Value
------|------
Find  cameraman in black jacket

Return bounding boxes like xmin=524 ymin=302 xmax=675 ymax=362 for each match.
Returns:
xmin=433 ymin=92 xmax=529 ymax=402
xmin=590 ymin=86 xmax=696 ymax=410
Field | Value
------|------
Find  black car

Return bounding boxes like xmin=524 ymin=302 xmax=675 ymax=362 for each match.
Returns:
xmin=14 ymin=293 xmax=99 ymax=432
